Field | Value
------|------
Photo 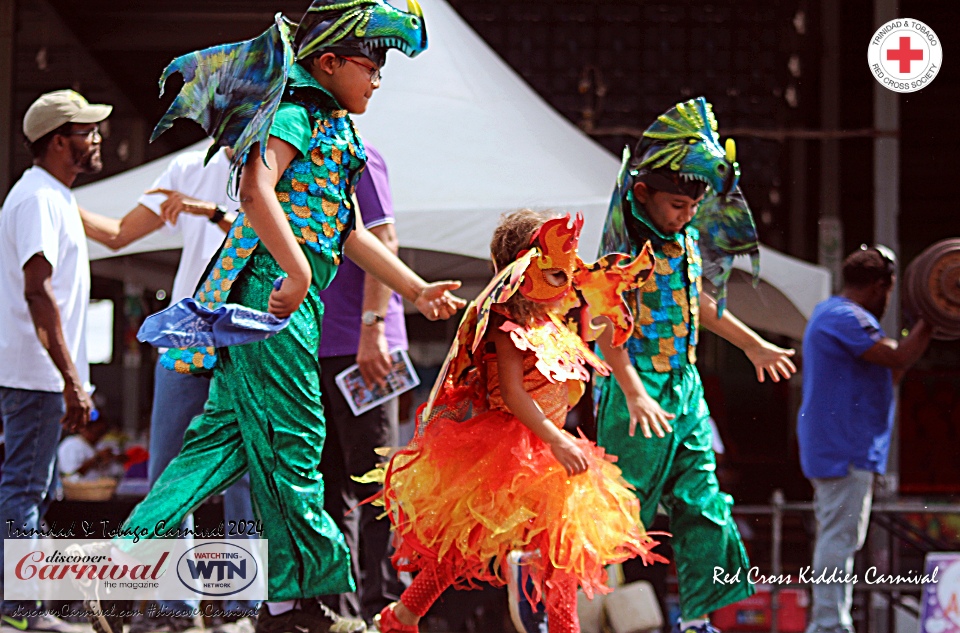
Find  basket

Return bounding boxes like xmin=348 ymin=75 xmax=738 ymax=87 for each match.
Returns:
xmin=62 ymin=477 xmax=118 ymax=501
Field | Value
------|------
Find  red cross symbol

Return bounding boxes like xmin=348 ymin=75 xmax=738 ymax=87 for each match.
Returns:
xmin=887 ymin=36 xmax=924 ymax=73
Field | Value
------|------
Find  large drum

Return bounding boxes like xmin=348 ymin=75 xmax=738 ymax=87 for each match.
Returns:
xmin=903 ymin=238 xmax=960 ymax=340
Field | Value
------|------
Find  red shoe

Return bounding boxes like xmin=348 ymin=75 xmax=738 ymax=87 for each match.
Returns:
xmin=374 ymin=603 xmax=418 ymax=633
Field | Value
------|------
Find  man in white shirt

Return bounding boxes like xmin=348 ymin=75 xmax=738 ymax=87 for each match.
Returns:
xmin=81 ymin=146 xmax=259 ymax=630
xmin=0 ymin=89 xmax=110 ymax=633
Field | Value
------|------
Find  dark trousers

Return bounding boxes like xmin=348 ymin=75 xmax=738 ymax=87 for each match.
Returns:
xmin=318 ymin=354 xmax=404 ymax=623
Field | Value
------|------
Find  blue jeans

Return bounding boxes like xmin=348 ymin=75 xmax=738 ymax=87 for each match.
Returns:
xmin=0 ymin=387 xmax=64 ymax=614
xmin=805 ymin=468 xmax=875 ymax=633
xmin=149 ymin=362 xmax=258 ymax=614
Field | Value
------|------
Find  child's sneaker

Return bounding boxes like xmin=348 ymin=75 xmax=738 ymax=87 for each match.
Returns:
xmin=63 ymin=542 xmax=124 ymax=633
xmin=372 ymin=604 xmax=416 ymax=633
xmin=677 ymin=620 xmax=722 ymax=633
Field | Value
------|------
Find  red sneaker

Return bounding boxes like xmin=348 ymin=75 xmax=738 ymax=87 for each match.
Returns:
xmin=374 ymin=603 xmax=418 ymax=633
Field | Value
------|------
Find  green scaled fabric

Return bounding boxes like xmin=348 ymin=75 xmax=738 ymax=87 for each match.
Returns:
xmin=594 ymin=364 xmax=754 ymax=618
xmin=151 ymin=14 xmax=296 ymax=180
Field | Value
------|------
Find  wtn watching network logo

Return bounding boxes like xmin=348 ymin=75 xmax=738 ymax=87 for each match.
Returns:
xmin=176 ymin=542 xmax=260 ymax=596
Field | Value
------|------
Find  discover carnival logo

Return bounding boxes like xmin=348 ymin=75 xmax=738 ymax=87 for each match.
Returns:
xmin=868 ymin=18 xmax=942 ymax=93
xmin=176 ymin=542 xmax=259 ymax=596
xmin=3 ymin=538 xmax=267 ymax=601
xmin=14 ymin=549 xmax=168 ymax=585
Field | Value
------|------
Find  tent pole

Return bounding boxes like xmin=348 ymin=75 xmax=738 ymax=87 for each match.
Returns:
xmin=817 ymin=0 xmax=842 ymax=292
xmin=789 ymin=139 xmax=808 ymax=260
xmin=874 ymin=0 xmax=900 ymax=494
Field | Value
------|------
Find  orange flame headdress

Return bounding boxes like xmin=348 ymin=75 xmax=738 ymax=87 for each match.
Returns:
xmin=519 ymin=214 xmax=585 ymax=303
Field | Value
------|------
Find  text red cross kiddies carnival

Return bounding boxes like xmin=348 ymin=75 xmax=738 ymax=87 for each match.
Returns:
xmin=887 ymin=36 xmax=923 ymax=73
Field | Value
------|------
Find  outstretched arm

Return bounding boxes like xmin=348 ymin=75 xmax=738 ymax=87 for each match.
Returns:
xmin=700 ymin=294 xmax=797 ymax=382
xmin=594 ymin=317 xmax=673 ymax=438
xmin=80 ymin=205 xmax=164 ymax=250
xmin=343 ymin=224 xmax=465 ymax=321
xmin=491 ymin=327 xmax=588 ymax=476
xmin=144 ymin=188 xmax=235 ymax=232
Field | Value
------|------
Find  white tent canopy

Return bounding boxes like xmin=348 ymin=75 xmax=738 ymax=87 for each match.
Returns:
xmin=727 ymin=245 xmax=831 ymax=339
xmin=78 ymin=141 xmax=208 ymax=262
xmin=76 ymin=0 xmax=830 ymax=338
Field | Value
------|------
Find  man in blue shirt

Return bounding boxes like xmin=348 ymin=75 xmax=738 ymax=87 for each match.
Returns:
xmin=797 ymin=246 xmax=931 ymax=633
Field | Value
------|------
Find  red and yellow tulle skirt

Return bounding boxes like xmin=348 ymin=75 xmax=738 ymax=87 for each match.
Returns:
xmin=381 ymin=407 xmax=665 ymax=600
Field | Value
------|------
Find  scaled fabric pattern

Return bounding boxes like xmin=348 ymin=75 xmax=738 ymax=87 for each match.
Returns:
xmin=594 ymin=98 xmax=756 ymax=619
xmin=620 ymin=198 xmax=703 ymax=373
xmin=119 ymin=0 xmax=430 ymax=602
xmin=600 ymin=97 xmax=760 ymax=316
xmin=371 ymin=215 xmax=664 ymax=615
xmin=146 ymin=0 xmax=427 ymax=374
xmin=157 ymin=79 xmax=367 ymax=374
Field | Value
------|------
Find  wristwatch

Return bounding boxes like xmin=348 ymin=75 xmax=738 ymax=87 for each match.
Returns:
xmin=361 ymin=311 xmax=385 ymax=326
xmin=209 ymin=204 xmax=227 ymax=224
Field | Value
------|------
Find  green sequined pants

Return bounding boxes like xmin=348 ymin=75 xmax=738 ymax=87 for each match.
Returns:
xmin=595 ymin=364 xmax=753 ymax=618
xmin=121 ymin=251 xmax=354 ymax=600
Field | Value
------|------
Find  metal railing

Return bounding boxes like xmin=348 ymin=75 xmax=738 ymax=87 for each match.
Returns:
xmin=732 ymin=491 xmax=960 ymax=633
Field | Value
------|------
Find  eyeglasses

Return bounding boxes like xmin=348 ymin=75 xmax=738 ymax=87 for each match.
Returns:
xmin=860 ymin=243 xmax=897 ymax=274
xmin=337 ymin=56 xmax=381 ymax=83
xmin=62 ymin=125 xmax=102 ymax=143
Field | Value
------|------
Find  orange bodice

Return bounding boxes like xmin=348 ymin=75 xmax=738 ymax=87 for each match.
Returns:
xmin=482 ymin=350 xmax=582 ymax=428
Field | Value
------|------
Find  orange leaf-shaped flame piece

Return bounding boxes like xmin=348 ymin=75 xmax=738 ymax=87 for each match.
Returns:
xmin=574 ymin=241 xmax=655 ymax=346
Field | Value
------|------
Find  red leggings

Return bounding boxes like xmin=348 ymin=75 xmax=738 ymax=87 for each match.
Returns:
xmin=400 ymin=564 xmax=580 ymax=633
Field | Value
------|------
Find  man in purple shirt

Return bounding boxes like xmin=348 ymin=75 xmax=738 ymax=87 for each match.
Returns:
xmin=318 ymin=144 xmax=407 ymax=626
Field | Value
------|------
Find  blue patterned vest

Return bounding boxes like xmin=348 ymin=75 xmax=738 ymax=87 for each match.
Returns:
xmin=162 ymin=82 xmax=366 ymax=374
xmin=624 ymin=195 xmax=703 ymax=373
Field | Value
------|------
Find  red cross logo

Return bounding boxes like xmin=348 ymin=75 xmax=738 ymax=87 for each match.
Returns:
xmin=887 ymin=36 xmax=924 ymax=73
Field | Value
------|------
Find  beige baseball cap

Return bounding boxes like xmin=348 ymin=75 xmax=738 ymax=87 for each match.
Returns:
xmin=23 ymin=89 xmax=113 ymax=143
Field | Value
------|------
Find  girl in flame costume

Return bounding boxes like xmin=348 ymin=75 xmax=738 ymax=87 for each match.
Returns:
xmin=373 ymin=210 xmax=666 ymax=633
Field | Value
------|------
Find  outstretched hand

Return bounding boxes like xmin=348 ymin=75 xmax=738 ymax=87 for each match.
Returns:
xmin=145 ymin=188 xmax=217 ymax=225
xmin=745 ymin=341 xmax=797 ymax=383
xmin=414 ymin=281 xmax=466 ymax=321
